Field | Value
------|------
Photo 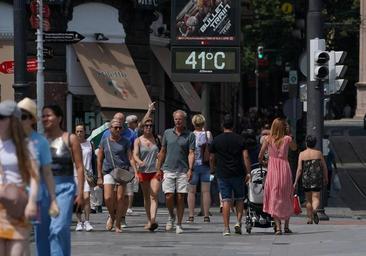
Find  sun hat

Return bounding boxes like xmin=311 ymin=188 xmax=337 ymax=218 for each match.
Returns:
xmin=0 ymin=100 xmax=21 ymax=119
xmin=17 ymin=97 xmax=37 ymax=119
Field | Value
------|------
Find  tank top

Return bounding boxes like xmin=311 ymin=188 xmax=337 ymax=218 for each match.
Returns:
xmin=49 ymin=135 xmax=74 ymax=176
xmin=138 ymin=143 xmax=159 ymax=173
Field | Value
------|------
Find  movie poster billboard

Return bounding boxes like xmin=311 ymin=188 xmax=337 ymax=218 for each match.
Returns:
xmin=171 ymin=0 xmax=240 ymax=45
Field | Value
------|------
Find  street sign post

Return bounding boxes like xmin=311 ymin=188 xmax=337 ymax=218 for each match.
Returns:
xmin=0 ymin=59 xmax=37 ymax=74
xmin=43 ymin=31 xmax=85 ymax=43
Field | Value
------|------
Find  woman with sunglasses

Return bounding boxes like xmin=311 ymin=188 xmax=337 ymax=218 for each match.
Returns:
xmin=0 ymin=100 xmax=39 ymax=256
xmin=133 ymin=118 xmax=161 ymax=231
xmin=42 ymin=104 xmax=84 ymax=256
xmin=97 ymin=119 xmax=134 ymax=233
xmin=17 ymin=98 xmax=60 ymax=256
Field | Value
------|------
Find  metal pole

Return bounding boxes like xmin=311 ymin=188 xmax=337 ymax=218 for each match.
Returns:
xmin=201 ymin=83 xmax=210 ymax=129
xmin=36 ymin=0 xmax=45 ymax=132
xmin=255 ymin=58 xmax=259 ymax=109
xmin=13 ymin=0 xmax=29 ymax=102
xmin=307 ymin=0 xmax=329 ymax=220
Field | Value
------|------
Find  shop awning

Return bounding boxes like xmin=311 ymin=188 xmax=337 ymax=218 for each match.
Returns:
xmin=73 ymin=43 xmax=151 ymax=110
xmin=0 ymin=41 xmax=14 ymax=101
xmin=151 ymin=45 xmax=201 ymax=112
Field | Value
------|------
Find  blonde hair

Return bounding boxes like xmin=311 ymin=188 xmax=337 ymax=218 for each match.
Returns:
xmin=9 ymin=116 xmax=38 ymax=185
xmin=269 ymin=118 xmax=286 ymax=148
xmin=192 ymin=114 xmax=206 ymax=128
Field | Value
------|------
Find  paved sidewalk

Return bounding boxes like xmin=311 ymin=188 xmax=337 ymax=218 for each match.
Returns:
xmin=31 ymin=206 xmax=366 ymax=256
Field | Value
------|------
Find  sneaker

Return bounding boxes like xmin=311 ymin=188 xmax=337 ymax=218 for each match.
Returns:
xmin=176 ymin=225 xmax=184 ymax=234
xmin=75 ymin=222 xmax=84 ymax=231
xmin=84 ymin=221 xmax=94 ymax=232
xmin=223 ymin=227 xmax=231 ymax=236
xmin=121 ymin=217 xmax=128 ymax=228
xmin=165 ymin=215 xmax=175 ymax=231
xmin=126 ymin=208 xmax=133 ymax=215
xmin=234 ymin=223 xmax=242 ymax=235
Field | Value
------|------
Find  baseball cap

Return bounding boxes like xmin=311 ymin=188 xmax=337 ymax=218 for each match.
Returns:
xmin=0 ymin=100 xmax=21 ymax=119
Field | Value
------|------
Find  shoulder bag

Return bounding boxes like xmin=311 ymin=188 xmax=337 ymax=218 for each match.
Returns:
xmin=106 ymin=138 xmax=135 ymax=184
xmin=0 ymin=161 xmax=28 ymax=219
xmin=201 ymin=131 xmax=210 ymax=165
xmin=84 ymin=141 xmax=98 ymax=187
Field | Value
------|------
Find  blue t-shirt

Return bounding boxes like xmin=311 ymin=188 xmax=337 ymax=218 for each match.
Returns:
xmin=101 ymin=127 xmax=137 ymax=149
xmin=30 ymin=131 xmax=52 ymax=168
xmin=100 ymin=137 xmax=131 ymax=173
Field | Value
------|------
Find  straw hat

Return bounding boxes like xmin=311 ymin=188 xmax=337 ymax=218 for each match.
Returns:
xmin=17 ymin=97 xmax=37 ymax=120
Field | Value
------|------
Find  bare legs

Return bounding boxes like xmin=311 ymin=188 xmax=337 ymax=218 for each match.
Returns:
xmin=188 ymin=182 xmax=211 ymax=219
xmin=222 ymin=200 xmax=243 ymax=230
xmin=306 ymin=191 xmax=320 ymax=223
xmin=104 ymin=184 xmax=126 ymax=232
xmin=141 ymin=178 xmax=161 ymax=227
xmin=76 ymin=191 xmax=91 ymax=223
xmin=0 ymin=239 xmax=27 ymax=256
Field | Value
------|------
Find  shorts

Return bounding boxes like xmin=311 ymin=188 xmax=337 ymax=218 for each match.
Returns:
xmin=137 ymin=172 xmax=162 ymax=183
xmin=125 ymin=179 xmax=139 ymax=195
xmin=218 ymin=176 xmax=245 ymax=201
xmin=74 ymin=177 xmax=91 ymax=193
xmin=190 ymin=165 xmax=211 ymax=185
xmin=103 ymin=173 xmax=116 ymax=185
xmin=162 ymin=171 xmax=188 ymax=194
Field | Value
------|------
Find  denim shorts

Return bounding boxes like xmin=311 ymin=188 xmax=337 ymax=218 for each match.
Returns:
xmin=218 ymin=176 xmax=245 ymax=201
xmin=190 ymin=164 xmax=211 ymax=185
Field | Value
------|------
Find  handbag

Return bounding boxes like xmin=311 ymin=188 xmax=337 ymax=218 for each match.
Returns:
xmin=201 ymin=131 xmax=210 ymax=165
xmin=85 ymin=142 xmax=98 ymax=187
xmin=106 ymin=138 xmax=135 ymax=184
xmin=293 ymin=194 xmax=302 ymax=215
xmin=0 ymin=161 xmax=28 ymax=219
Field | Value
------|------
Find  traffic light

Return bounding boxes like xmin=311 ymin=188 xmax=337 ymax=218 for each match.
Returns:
xmin=327 ymin=51 xmax=347 ymax=94
xmin=309 ymin=38 xmax=330 ymax=82
xmin=257 ymin=46 xmax=264 ymax=59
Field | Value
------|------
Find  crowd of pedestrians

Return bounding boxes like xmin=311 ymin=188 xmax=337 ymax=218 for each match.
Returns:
xmin=0 ymin=98 xmax=336 ymax=255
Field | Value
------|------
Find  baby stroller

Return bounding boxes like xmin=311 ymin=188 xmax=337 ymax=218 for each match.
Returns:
xmin=245 ymin=163 xmax=274 ymax=234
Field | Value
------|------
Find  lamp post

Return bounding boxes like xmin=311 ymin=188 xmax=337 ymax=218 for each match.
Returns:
xmin=13 ymin=0 xmax=29 ymax=102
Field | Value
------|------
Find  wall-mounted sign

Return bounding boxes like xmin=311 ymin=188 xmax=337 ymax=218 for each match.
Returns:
xmin=171 ymin=0 xmax=240 ymax=45
xmin=171 ymin=46 xmax=240 ymax=82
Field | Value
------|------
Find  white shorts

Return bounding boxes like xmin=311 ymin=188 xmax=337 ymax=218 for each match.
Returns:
xmin=103 ymin=173 xmax=116 ymax=185
xmin=74 ymin=177 xmax=91 ymax=193
xmin=162 ymin=171 xmax=188 ymax=194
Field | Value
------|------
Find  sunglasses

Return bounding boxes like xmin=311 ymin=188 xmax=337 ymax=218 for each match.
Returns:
xmin=112 ymin=126 xmax=122 ymax=130
xmin=144 ymin=124 xmax=153 ymax=128
xmin=21 ymin=113 xmax=32 ymax=120
xmin=0 ymin=115 xmax=9 ymax=120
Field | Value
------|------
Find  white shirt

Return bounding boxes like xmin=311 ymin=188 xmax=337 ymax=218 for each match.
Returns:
xmin=0 ymin=139 xmax=36 ymax=185
xmin=193 ymin=130 xmax=213 ymax=166
xmin=74 ymin=140 xmax=93 ymax=177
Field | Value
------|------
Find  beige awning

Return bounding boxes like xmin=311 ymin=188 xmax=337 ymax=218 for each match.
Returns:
xmin=151 ymin=45 xmax=201 ymax=112
xmin=73 ymin=43 xmax=151 ymax=110
xmin=0 ymin=41 xmax=14 ymax=101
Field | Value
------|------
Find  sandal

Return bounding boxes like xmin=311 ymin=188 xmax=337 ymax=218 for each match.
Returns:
xmin=149 ymin=222 xmax=159 ymax=232
xmin=274 ymin=226 xmax=282 ymax=235
xmin=284 ymin=228 xmax=293 ymax=234
xmin=203 ymin=216 xmax=210 ymax=223
xmin=186 ymin=216 xmax=194 ymax=224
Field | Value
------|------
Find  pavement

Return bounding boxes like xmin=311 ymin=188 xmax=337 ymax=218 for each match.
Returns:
xmin=30 ymin=205 xmax=366 ymax=256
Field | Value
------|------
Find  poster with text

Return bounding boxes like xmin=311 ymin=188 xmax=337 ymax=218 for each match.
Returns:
xmin=171 ymin=0 xmax=240 ymax=45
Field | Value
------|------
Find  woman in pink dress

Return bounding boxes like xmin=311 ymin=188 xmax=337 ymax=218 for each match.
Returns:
xmin=258 ymin=118 xmax=297 ymax=235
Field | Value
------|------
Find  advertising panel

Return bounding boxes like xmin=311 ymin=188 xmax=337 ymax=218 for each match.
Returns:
xmin=171 ymin=0 xmax=240 ymax=45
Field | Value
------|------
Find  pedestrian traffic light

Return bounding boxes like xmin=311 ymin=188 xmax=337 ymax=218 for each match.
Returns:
xmin=327 ymin=51 xmax=348 ymax=94
xmin=309 ymin=38 xmax=330 ymax=82
xmin=257 ymin=46 xmax=264 ymax=59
